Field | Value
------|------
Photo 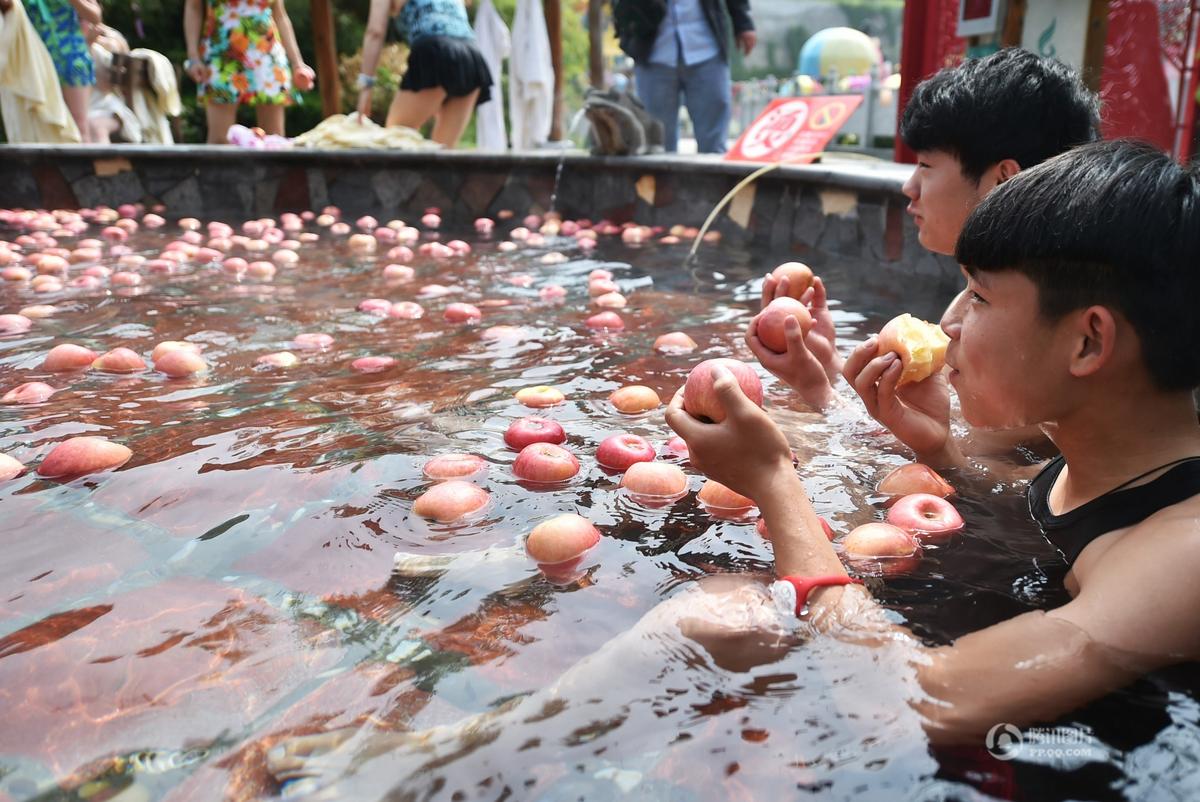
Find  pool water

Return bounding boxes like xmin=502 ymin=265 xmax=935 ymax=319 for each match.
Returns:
xmin=1 ymin=212 xmax=1196 ymax=802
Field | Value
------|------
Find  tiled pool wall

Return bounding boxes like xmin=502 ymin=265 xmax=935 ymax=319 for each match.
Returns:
xmin=0 ymin=146 xmax=955 ymax=282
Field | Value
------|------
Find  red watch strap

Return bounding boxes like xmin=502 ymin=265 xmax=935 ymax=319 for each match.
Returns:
xmin=780 ymin=575 xmax=863 ymax=615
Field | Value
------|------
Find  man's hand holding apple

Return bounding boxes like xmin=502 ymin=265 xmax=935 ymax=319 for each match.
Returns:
xmin=746 ymin=313 xmax=836 ymax=410
xmin=842 ymin=338 xmax=962 ymax=468
xmin=664 ymin=366 xmax=793 ymax=504
xmin=761 ymin=274 xmax=841 ymax=380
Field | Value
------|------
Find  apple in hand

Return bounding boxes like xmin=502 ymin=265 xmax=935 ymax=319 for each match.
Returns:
xmin=876 ymin=313 xmax=950 ymax=385
xmin=770 ymin=262 xmax=814 ymax=299
xmin=596 ymin=433 xmax=656 ymax=471
xmin=504 ymin=417 xmax=566 ymax=450
xmin=756 ymin=297 xmax=815 ymax=354
xmin=885 ymin=493 xmax=964 ymax=543
xmin=682 ymin=358 xmax=763 ymax=423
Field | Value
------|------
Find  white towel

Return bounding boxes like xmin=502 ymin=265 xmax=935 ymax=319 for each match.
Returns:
xmin=473 ymin=0 xmax=510 ymax=151
xmin=508 ymin=0 xmax=554 ymax=149
xmin=0 ymin=0 xmax=82 ymax=143
xmin=130 ymin=48 xmax=181 ymax=144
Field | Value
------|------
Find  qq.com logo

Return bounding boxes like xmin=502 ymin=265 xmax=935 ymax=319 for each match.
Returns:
xmin=985 ymin=723 xmax=1024 ymax=760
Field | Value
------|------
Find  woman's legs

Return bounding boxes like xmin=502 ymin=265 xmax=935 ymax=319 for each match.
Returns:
xmin=255 ymin=104 xmax=286 ymax=137
xmin=386 ymin=88 xmax=446 ymax=130
xmin=205 ymin=103 xmax=238 ymax=144
xmin=61 ymin=86 xmax=92 ymax=143
xmin=429 ymin=90 xmax=480 ymax=148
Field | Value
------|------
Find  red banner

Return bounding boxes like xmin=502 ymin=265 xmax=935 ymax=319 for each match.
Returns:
xmin=725 ymin=96 xmax=864 ymax=163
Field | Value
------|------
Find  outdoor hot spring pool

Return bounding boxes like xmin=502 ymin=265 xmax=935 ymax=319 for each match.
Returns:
xmin=1 ymin=209 xmax=1197 ymax=802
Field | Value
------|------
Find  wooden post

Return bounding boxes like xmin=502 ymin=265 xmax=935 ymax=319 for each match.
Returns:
xmin=312 ymin=0 xmax=340 ymax=117
xmin=588 ymin=0 xmax=604 ymax=89
xmin=545 ymin=0 xmax=564 ymax=140
xmin=1081 ymin=0 xmax=1111 ymax=93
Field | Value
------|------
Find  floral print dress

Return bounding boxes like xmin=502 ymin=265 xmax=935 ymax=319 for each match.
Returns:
xmin=26 ymin=0 xmax=95 ymax=87
xmin=198 ymin=0 xmax=295 ymax=106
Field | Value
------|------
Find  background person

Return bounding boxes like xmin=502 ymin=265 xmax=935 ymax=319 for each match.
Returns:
xmin=183 ymin=0 xmax=315 ymax=144
xmin=24 ymin=0 xmax=101 ymax=141
xmin=356 ymin=0 xmax=493 ymax=148
xmin=612 ymin=0 xmax=755 ymax=154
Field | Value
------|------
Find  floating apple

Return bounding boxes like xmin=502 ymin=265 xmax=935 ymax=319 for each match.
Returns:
xmin=383 ymin=264 xmax=415 ymax=280
xmin=877 ymin=463 xmax=954 ymax=498
xmin=293 ymin=333 xmax=333 ymax=350
xmin=886 ymin=493 xmax=964 ymax=543
xmin=351 ymin=356 xmax=397 ymax=373
xmin=515 ymin=386 xmax=565 ymax=408
xmin=525 ymin=513 xmax=601 ymax=567
xmin=682 ymin=358 xmax=763 ymax=423
xmin=37 ymin=436 xmax=132 ymax=478
xmin=0 ymin=453 xmax=24 ymax=481
xmin=586 ymin=311 xmax=624 ymax=331
xmin=92 ymin=347 xmax=146 ymax=373
xmin=504 ymin=417 xmax=566 ymax=450
xmin=620 ymin=462 xmax=687 ymax=502
xmin=513 ymin=442 xmax=580 ymax=483
xmin=538 ymin=284 xmax=567 ymax=300
xmin=42 ymin=343 xmax=97 ymax=371
xmin=756 ymin=297 xmax=815 ymax=353
xmin=413 ymin=480 xmax=490 ymax=522
xmin=155 ymin=349 xmax=207 ymax=378
xmin=653 ymin=332 xmax=697 ymax=354
xmin=697 ymin=479 xmax=755 ymax=514
xmin=0 ymin=313 xmax=32 ymax=335
xmin=770 ymin=262 xmax=814 ymax=299
xmin=358 ymin=298 xmax=393 ymax=315
xmin=664 ymin=435 xmax=689 ymax=459
xmin=423 ymin=453 xmax=488 ymax=481
xmin=841 ymin=522 xmax=919 ymax=574
xmin=444 ymin=303 xmax=482 ymax=324
xmin=388 ymin=301 xmax=424 ymax=319
xmin=596 ymin=433 xmax=656 ymax=472
xmin=1 ymin=382 xmax=56 ymax=404
xmin=609 ymin=385 xmax=660 ymax=414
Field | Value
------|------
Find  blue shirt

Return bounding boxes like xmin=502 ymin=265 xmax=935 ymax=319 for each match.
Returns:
xmin=394 ymin=0 xmax=474 ymax=44
xmin=648 ymin=0 xmax=721 ymax=67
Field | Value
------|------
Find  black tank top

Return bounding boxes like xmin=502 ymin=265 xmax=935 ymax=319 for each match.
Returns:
xmin=1027 ymin=455 xmax=1200 ymax=564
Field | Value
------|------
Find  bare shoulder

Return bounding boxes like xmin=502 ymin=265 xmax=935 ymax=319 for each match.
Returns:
xmin=1060 ymin=494 xmax=1200 ymax=659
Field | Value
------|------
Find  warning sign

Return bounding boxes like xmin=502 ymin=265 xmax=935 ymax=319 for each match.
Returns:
xmin=725 ymin=96 xmax=863 ymax=163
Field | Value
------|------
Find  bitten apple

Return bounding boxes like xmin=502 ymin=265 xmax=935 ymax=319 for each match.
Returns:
xmin=876 ymin=313 xmax=950 ymax=386
xmin=885 ymin=493 xmax=964 ymax=543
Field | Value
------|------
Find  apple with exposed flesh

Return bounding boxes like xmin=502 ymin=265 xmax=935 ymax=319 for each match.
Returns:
xmin=876 ymin=313 xmax=950 ymax=386
xmin=516 ymin=385 xmax=565 ymax=407
xmin=610 ymin=385 xmax=660 ymax=414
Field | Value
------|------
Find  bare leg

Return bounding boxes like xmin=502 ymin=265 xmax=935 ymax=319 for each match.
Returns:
xmin=385 ymin=88 xmax=445 ymax=130
xmin=429 ymin=91 xmax=479 ymax=148
xmin=89 ymin=115 xmax=119 ymax=144
xmin=205 ymin=103 xmax=238 ymax=144
xmin=61 ymin=86 xmax=91 ymax=143
xmin=255 ymin=104 xmax=286 ymax=137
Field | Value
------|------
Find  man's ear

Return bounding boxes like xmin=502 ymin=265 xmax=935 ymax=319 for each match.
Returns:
xmin=995 ymin=159 xmax=1021 ymax=184
xmin=1067 ymin=305 xmax=1119 ymax=379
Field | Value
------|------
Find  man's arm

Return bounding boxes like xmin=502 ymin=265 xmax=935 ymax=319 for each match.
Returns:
xmin=724 ymin=0 xmax=753 ymax=34
xmin=666 ymin=370 xmax=1200 ymax=742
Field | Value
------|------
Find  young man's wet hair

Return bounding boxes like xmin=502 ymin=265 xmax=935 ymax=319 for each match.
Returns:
xmin=956 ymin=139 xmax=1200 ymax=391
xmin=901 ymin=48 xmax=1102 ymax=181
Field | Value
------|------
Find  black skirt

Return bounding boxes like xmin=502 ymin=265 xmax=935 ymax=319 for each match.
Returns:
xmin=400 ymin=35 xmax=494 ymax=106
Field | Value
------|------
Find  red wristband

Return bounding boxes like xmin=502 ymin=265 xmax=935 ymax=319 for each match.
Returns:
xmin=776 ymin=575 xmax=863 ymax=616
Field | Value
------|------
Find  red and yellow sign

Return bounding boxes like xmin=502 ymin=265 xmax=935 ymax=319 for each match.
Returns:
xmin=725 ymin=96 xmax=863 ymax=163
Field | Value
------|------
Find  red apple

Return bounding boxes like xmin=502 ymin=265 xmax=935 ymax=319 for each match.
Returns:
xmin=257 ymin=351 xmax=299 ymax=368
xmin=586 ymin=311 xmax=624 ymax=331
xmin=697 ymin=479 xmax=755 ymax=514
xmin=0 ymin=453 xmax=24 ymax=481
xmin=664 ymin=435 xmax=689 ymax=459
xmin=756 ymin=297 xmax=815 ymax=353
xmin=877 ymin=463 xmax=954 ymax=498
xmin=413 ymin=480 xmax=489 ymax=522
xmin=682 ymin=358 xmax=763 ymax=423
xmin=513 ymin=442 xmax=580 ymax=483
xmin=444 ymin=303 xmax=482 ymax=324
xmin=885 ymin=493 xmax=964 ymax=543
xmin=155 ymin=349 xmax=207 ymax=378
xmin=423 ymin=453 xmax=488 ymax=481
xmin=609 ymin=385 xmax=660 ymax=414
xmin=37 ymin=436 xmax=132 ymax=478
xmin=526 ymin=514 xmax=600 ymax=565
xmin=841 ymin=522 xmax=919 ymax=574
xmin=0 ymin=313 xmax=33 ymax=335
xmin=515 ymin=385 xmax=565 ymax=408
xmin=358 ymin=298 xmax=393 ymax=316
xmin=388 ymin=301 xmax=424 ymax=319
xmin=596 ymin=433 xmax=655 ymax=472
xmin=620 ymin=462 xmax=688 ymax=502
xmin=1 ymin=382 xmax=56 ymax=404
xmin=293 ymin=333 xmax=334 ymax=350
xmin=770 ymin=262 xmax=814 ymax=299
xmin=504 ymin=417 xmax=566 ymax=450
xmin=351 ymin=356 xmax=397 ymax=373
xmin=42 ymin=343 xmax=97 ymax=371
xmin=92 ymin=347 xmax=146 ymax=373
xmin=151 ymin=341 xmax=201 ymax=362
xmin=653 ymin=332 xmax=697 ymax=354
